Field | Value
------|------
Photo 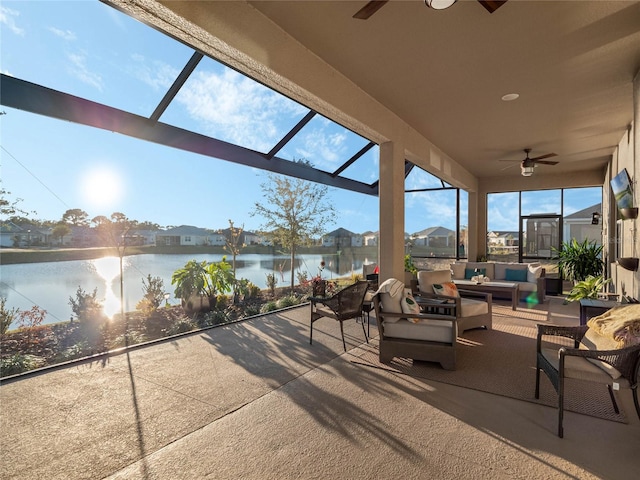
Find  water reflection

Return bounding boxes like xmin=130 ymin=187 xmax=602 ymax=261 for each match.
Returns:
xmin=89 ymin=256 xmax=126 ymax=319
xmin=2 ymin=252 xmax=376 ymax=325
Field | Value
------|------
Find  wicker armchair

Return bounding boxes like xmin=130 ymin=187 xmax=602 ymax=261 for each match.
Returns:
xmin=535 ymin=324 xmax=640 ymax=437
xmin=309 ymin=281 xmax=370 ymax=351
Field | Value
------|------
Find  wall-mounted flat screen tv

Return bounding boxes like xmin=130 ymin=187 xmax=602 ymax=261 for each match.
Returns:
xmin=610 ymin=168 xmax=634 ymax=211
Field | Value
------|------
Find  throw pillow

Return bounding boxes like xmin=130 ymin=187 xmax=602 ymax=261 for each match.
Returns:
xmin=433 ymin=282 xmax=459 ymax=298
xmin=401 ymin=289 xmax=421 ymax=323
xmin=465 ymin=268 xmax=486 ymax=280
xmin=505 ymin=268 xmax=528 ymax=282
xmin=527 ymin=264 xmax=542 ymax=283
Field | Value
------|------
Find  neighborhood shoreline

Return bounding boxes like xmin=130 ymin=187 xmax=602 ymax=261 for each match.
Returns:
xmin=0 ymin=245 xmax=377 ymax=265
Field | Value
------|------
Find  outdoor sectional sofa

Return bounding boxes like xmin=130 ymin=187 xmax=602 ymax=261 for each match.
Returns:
xmin=451 ymin=261 xmax=546 ymax=304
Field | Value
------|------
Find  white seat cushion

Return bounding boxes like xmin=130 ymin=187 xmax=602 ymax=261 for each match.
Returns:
xmin=384 ymin=318 xmax=453 ymax=343
xmin=541 ymin=347 xmax=627 ymax=384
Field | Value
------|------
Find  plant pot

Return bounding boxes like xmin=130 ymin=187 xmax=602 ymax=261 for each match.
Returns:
xmin=619 ymin=207 xmax=639 ymax=220
xmin=617 ymin=257 xmax=639 ymax=271
xmin=182 ymin=294 xmax=216 ymax=314
xmin=404 ymin=271 xmax=417 ymax=292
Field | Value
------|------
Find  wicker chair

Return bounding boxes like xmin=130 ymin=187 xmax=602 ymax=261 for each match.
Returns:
xmin=309 ymin=281 xmax=370 ymax=351
xmin=535 ymin=324 xmax=640 ymax=437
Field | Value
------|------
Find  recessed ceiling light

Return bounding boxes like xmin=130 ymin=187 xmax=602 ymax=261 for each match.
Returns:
xmin=501 ymin=93 xmax=520 ymax=102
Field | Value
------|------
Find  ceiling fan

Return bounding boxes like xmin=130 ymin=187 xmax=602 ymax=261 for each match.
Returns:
xmin=353 ymin=0 xmax=508 ymax=20
xmin=500 ymin=148 xmax=559 ymax=177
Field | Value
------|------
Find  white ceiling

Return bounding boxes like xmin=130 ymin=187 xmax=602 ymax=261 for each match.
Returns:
xmin=248 ymin=0 xmax=640 ymax=180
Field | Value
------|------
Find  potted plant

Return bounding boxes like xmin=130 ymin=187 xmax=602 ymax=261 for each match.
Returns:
xmin=565 ymin=275 xmax=612 ymax=303
xmin=553 ymin=239 xmax=604 ymax=283
xmin=404 ymin=254 xmax=418 ymax=290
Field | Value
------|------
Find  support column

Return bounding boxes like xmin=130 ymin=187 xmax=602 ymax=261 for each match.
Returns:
xmin=469 ymin=189 xmax=486 ymax=261
xmin=379 ymin=141 xmax=405 ymax=283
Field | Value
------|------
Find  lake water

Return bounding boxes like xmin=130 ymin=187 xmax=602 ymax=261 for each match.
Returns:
xmin=0 ymin=252 xmax=376 ymax=325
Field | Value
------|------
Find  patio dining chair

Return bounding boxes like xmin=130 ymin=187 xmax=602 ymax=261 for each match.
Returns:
xmin=309 ymin=280 xmax=370 ymax=351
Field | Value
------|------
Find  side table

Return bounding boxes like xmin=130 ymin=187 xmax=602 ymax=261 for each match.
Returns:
xmin=578 ymin=298 xmax=621 ymax=326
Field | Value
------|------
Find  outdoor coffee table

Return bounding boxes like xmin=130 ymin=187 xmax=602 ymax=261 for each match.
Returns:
xmin=454 ymin=280 xmax=519 ymax=310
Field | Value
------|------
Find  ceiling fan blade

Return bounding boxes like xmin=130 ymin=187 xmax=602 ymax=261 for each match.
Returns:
xmin=534 ymin=160 xmax=559 ymax=166
xmin=353 ymin=1 xmax=389 ymax=20
xmin=529 ymin=152 xmax=558 ymax=161
xmin=500 ymin=163 xmax=518 ymax=171
xmin=477 ymin=0 xmax=508 ymax=14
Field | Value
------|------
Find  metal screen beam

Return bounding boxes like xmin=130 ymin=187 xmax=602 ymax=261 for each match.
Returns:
xmin=1 ymin=74 xmax=378 ymax=196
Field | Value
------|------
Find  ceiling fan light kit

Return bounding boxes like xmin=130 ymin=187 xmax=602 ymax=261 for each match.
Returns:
xmin=354 ymin=0 xmax=507 ymax=20
xmin=521 ymin=165 xmax=535 ymax=177
xmin=500 ymin=148 xmax=559 ymax=177
xmin=424 ymin=0 xmax=457 ymax=10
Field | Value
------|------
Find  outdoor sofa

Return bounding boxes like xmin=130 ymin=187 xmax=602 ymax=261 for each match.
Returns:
xmin=451 ymin=261 xmax=546 ymax=304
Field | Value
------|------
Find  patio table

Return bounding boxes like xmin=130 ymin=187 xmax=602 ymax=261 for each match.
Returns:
xmin=454 ymin=280 xmax=519 ymax=310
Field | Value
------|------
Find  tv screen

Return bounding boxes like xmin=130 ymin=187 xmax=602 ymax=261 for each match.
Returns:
xmin=610 ymin=168 xmax=634 ymax=211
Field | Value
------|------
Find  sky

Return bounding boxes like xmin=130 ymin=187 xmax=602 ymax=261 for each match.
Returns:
xmin=0 ymin=0 xmax=602 ymax=236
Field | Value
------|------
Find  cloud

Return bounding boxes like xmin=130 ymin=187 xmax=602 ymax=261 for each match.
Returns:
xmin=0 ymin=6 xmax=24 ymax=35
xmin=48 ymin=26 xmax=76 ymax=41
xmin=406 ymin=190 xmax=458 ymax=232
xmin=67 ymin=52 xmax=103 ymax=91
xmin=293 ymin=128 xmax=349 ymax=169
xmin=405 ymin=167 xmax=445 ymax=190
xmin=176 ymin=68 xmax=307 ymax=152
xmin=129 ymin=53 xmax=178 ymax=92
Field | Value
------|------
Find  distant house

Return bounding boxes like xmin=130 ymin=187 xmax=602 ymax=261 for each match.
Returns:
xmin=412 ymin=226 xmax=454 ymax=247
xmin=487 ymin=231 xmax=519 ymax=247
xmin=362 ymin=231 xmax=378 ymax=246
xmin=564 ymin=203 xmax=602 ymax=245
xmin=70 ymin=226 xmax=97 ymax=247
xmin=13 ymin=222 xmax=50 ymax=247
xmin=125 ymin=229 xmax=158 ymax=246
xmin=219 ymin=228 xmax=262 ymax=246
xmin=0 ymin=221 xmax=23 ymax=247
xmin=322 ymin=228 xmax=361 ymax=247
xmin=156 ymin=225 xmax=215 ymax=246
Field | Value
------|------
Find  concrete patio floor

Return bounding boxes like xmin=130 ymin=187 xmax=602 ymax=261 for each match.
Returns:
xmin=1 ymin=299 xmax=639 ymax=479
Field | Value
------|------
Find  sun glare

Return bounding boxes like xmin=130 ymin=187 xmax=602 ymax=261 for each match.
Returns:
xmin=81 ymin=166 xmax=123 ymax=209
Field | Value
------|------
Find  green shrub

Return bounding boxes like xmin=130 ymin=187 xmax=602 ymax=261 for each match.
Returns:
xmin=68 ymin=286 xmax=106 ymax=326
xmin=216 ymin=295 xmax=229 ymax=309
xmin=163 ymin=317 xmax=197 ymax=336
xmin=136 ymin=274 xmax=166 ymax=314
xmin=243 ymin=306 xmax=260 ymax=317
xmin=1 ymin=354 xmax=45 ymax=377
xmin=0 ymin=297 xmax=19 ymax=337
xmin=55 ymin=341 xmax=91 ymax=362
xmin=109 ymin=331 xmax=147 ymax=349
xmin=260 ymin=301 xmax=278 ymax=313
xmin=277 ymin=295 xmax=298 ymax=309
xmin=199 ymin=310 xmax=229 ymax=327
xmin=265 ymin=273 xmax=277 ymax=296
